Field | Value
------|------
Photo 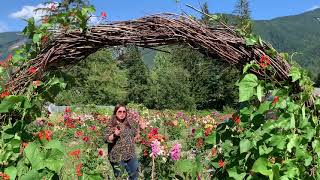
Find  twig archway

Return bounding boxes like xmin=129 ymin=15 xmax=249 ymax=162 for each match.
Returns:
xmin=7 ymin=13 xmax=292 ymax=93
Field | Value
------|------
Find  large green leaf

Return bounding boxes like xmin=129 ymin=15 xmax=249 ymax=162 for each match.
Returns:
xmin=175 ymin=159 xmax=193 ymax=173
xmin=4 ymin=166 xmax=17 ymax=180
xmin=44 ymin=158 xmax=64 ymax=172
xmin=205 ymin=131 xmax=216 ymax=145
xmin=238 ymin=74 xmax=258 ymax=102
xmin=289 ymin=66 xmax=301 ymax=82
xmin=268 ymin=135 xmax=286 ymax=150
xmin=20 ymin=170 xmax=40 ymax=180
xmin=240 ymin=139 xmax=251 ymax=154
xmin=227 ymin=167 xmax=246 ymax=180
xmin=252 ymin=158 xmax=273 ymax=178
xmin=24 ymin=142 xmax=45 ymax=170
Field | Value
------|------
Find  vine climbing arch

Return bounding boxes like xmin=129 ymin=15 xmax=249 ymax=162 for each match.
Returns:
xmin=7 ymin=14 xmax=292 ymax=93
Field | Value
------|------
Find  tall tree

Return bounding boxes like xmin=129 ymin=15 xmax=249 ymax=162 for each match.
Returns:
xmin=146 ymin=48 xmax=195 ymax=110
xmin=233 ymin=0 xmax=253 ymax=34
xmin=120 ymin=46 xmax=150 ymax=104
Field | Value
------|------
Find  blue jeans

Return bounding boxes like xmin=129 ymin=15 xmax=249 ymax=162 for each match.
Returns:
xmin=111 ymin=157 xmax=139 ymax=180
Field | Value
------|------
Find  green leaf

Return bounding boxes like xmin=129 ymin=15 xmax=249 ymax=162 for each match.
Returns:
xmin=227 ymin=167 xmax=246 ymax=180
xmin=240 ymin=139 xmax=251 ymax=153
xmin=194 ymin=129 xmax=203 ymax=138
xmin=4 ymin=166 xmax=17 ymax=180
xmin=205 ymin=131 xmax=216 ymax=145
xmin=45 ymin=158 xmax=64 ymax=172
xmin=289 ymin=66 xmax=301 ymax=82
xmin=0 ymin=95 xmax=25 ymax=113
xmin=257 ymin=84 xmax=264 ymax=102
xmin=252 ymin=158 xmax=273 ymax=177
xmin=175 ymin=159 xmax=193 ymax=173
xmin=268 ymin=135 xmax=286 ymax=150
xmin=245 ymin=36 xmax=258 ymax=46
xmin=32 ymin=33 xmax=42 ymax=44
xmin=24 ymin=142 xmax=45 ymax=170
xmin=20 ymin=170 xmax=40 ymax=180
xmin=45 ymin=140 xmax=65 ymax=153
xmin=286 ymin=134 xmax=300 ymax=153
xmin=259 ymin=144 xmax=273 ymax=155
xmin=238 ymin=74 xmax=258 ymax=102
xmin=312 ymin=139 xmax=320 ymax=156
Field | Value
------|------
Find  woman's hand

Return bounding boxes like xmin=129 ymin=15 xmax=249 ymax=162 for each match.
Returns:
xmin=114 ymin=126 xmax=121 ymax=136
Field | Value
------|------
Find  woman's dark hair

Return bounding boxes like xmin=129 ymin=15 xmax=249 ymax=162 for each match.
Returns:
xmin=111 ymin=104 xmax=130 ymax=128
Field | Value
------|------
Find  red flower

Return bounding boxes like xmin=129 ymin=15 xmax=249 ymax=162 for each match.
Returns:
xmin=76 ymin=163 xmax=82 ymax=176
xmin=47 ymin=122 xmax=54 ymax=127
xmin=196 ymin=138 xmax=203 ymax=148
xmin=0 ymin=172 xmax=10 ymax=180
xmin=75 ymin=130 xmax=83 ymax=138
xmin=89 ymin=125 xmax=96 ymax=131
xmin=65 ymin=106 xmax=71 ymax=113
xmin=232 ymin=115 xmax=241 ymax=125
xmin=143 ymin=149 xmax=148 ymax=157
xmin=98 ymin=149 xmax=104 ymax=157
xmin=272 ymin=96 xmax=279 ymax=105
xmin=38 ymin=131 xmax=45 ymax=140
xmin=204 ymin=127 xmax=213 ymax=136
xmin=28 ymin=67 xmax=38 ymax=74
xmin=69 ymin=149 xmax=81 ymax=159
xmin=218 ymin=159 xmax=225 ymax=168
xmin=0 ymin=91 xmax=10 ymax=99
xmin=82 ymin=136 xmax=90 ymax=142
xmin=101 ymin=11 xmax=107 ymax=17
xmin=259 ymin=55 xmax=271 ymax=69
xmin=44 ymin=130 xmax=52 ymax=141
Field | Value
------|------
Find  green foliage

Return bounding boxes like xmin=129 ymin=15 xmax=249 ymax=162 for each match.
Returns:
xmin=55 ymin=49 xmax=128 ymax=105
xmin=146 ymin=48 xmax=195 ymax=110
xmin=120 ymin=46 xmax=150 ymax=104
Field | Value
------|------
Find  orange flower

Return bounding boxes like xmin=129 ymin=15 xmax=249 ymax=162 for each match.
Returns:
xmin=232 ymin=115 xmax=241 ymax=125
xmin=259 ymin=54 xmax=271 ymax=69
xmin=0 ymin=172 xmax=10 ymax=180
xmin=218 ymin=159 xmax=225 ymax=168
xmin=76 ymin=163 xmax=82 ymax=176
xmin=28 ymin=67 xmax=38 ymax=74
xmin=204 ymin=127 xmax=213 ymax=136
xmin=65 ymin=106 xmax=71 ymax=113
xmin=32 ymin=80 xmax=41 ymax=87
xmin=38 ymin=131 xmax=45 ymax=140
xmin=211 ymin=147 xmax=217 ymax=157
xmin=44 ymin=130 xmax=52 ymax=141
xmin=0 ymin=91 xmax=10 ymax=99
xmin=69 ymin=149 xmax=81 ymax=159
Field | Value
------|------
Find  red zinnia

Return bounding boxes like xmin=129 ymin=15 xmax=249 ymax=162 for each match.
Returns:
xmin=65 ymin=106 xmax=71 ymax=113
xmin=218 ymin=159 xmax=225 ymax=168
xmin=0 ymin=91 xmax=10 ymax=99
xmin=0 ymin=172 xmax=10 ymax=180
xmin=76 ymin=163 xmax=83 ymax=176
xmin=69 ymin=149 xmax=81 ymax=159
xmin=259 ymin=55 xmax=271 ymax=69
xmin=44 ymin=130 xmax=52 ymax=141
xmin=272 ymin=96 xmax=279 ymax=105
xmin=82 ymin=136 xmax=90 ymax=142
xmin=101 ymin=11 xmax=107 ymax=17
xmin=98 ymin=149 xmax=104 ymax=157
xmin=75 ymin=130 xmax=83 ymax=138
xmin=38 ymin=131 xmax=45 ymax=140
xmin=232 ymin=115 xmax=241 ymax=125
xmin=28 ymin=67 xmax=38 ymax=74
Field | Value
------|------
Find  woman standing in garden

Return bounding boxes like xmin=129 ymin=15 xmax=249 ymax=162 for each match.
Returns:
xmin=105 ymin=104 xmax=145 ymax=180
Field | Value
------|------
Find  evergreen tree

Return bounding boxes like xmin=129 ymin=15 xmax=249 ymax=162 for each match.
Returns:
xmin=146 ymin=49 xmax=195 ymax=110
xmin=233 ymin=0 xmax=253 ymax=34
xmin=120 ymin=46 xmax=150 ymax=104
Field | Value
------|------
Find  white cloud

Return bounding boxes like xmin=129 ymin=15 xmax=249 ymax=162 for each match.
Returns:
xmin=0 ymin=22 xmax=9 ymax=32
xmin=9 ymin=4 xmax=48 ymax=22
xmin=307 ymin=5 xmax=320 ymax=11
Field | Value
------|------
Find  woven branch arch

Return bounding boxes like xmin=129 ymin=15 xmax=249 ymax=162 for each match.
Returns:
xmin=7 ymin=13 xmax=292 ymax=93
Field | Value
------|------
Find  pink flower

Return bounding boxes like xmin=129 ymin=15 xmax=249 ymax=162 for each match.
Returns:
xmin=101 ymin=11 xmax=107 ymax=18
xmin=48 ymin=2 xmax=58 ymax=11
xmin=151 ymin=140 xmax=163 ymax=157
xmin=170 ymin=143 xmax=181 ymax=161
xmin=89 ymin=125 xmax=96 ymax=131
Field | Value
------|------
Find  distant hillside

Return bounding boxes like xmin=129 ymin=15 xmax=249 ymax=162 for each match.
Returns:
xmin=254 ymin=8 xmax=320 ymax=77
xmin=1 ymin=9 xmax=320 ymax=77
xmin=0 ymin=32 xmax=26 ymax=59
